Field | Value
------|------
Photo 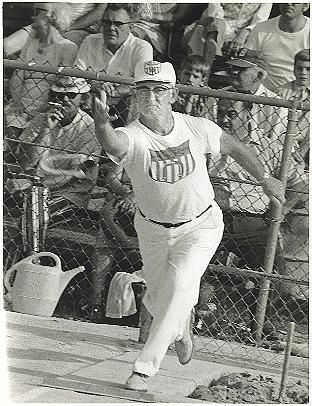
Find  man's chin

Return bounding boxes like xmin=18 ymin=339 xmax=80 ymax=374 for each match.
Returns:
xmin=105 ymin=36 xmax=118 ymax=45
xmin=297 ymin=80 xmax=309 ymax=87
xmin=145 ymin=105 xmax=160 ymax=113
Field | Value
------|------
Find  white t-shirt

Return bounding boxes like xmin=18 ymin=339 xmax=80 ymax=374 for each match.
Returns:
xmin=246 ymin=16 xmax=310 ymax=92
xmin=114 ymin=112 xmax=222 ymax=223
xmin=75 ymin=32 xmax=153 ymax=77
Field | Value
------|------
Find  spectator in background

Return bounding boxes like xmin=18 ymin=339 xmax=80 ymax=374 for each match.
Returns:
xmin=223 ymin=55 xmax=288 ymax=142
xmin=130 ymin=3 xmax=194 ymax=61
xmin=6 ymin=3 xmax=78 ymax=127
xmin=75 ymin=3 xmax=153 ymax=126
xmin=182 ymin=3 xmax=272 ymax=73
xmin=173 ymin=55 xmax=217 ymax=120
xmin=6 ymin=76 xmax=101 ymax=219
xmin=210 ymin=98 xmax=308 ymax=218
xmin=277 ymin=49 xmax=310 ymax=167
xmin=245 ymin=3 xmax=310 ymax=93
xmin=3 ymin=3 xmax=107 ymax=55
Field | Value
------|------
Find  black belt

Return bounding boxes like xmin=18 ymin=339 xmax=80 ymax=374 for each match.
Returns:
xmin=139 ymin=205 xmax=212 ymax=228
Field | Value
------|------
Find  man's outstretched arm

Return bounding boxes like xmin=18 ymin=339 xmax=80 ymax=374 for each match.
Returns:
xmin=93 ymin=90 xmax=129 ymax=162
xmin=220 ymin=131 xmax=286 ymax=207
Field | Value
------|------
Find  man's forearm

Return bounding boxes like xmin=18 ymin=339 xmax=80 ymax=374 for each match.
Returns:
xmin=95 ymin=120 xmax=118 ymax=154
xmin=70 ymin=4 xmax=107 ymax=30
xmin=94 ymin=91 xmax=129 ymax=160
xmin=228 ymin=138 xmax=267 ymax=183
xmin=221 ymin=132 xmax=286 ymax=207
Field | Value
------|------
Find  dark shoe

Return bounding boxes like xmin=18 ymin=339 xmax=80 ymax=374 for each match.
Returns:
xmin=175 ymin=309 xmax=195 ymax=365
xmin=124 ymin=372 xmax=148 ymax=392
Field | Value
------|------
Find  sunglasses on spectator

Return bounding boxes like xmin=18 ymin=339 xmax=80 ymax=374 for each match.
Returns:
xmin=135 ymin=85 xmax=173 ymax=96
xmin=102 ymin=19 xmax=130 ymax=28
xmin=51 ymin=91 xmax=79 ymax=100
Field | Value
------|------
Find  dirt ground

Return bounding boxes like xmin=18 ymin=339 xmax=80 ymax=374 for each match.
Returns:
xmin=189 ymin=372 xmax=308 ymax=403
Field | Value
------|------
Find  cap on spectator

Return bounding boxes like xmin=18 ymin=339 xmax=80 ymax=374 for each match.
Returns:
xmin=226 ymin=56 xmax=267 ymax=72
xmin=134 ymin=61 xmax=176 ymax=86
xmin=51 ymin=76 xmax=91 ymax=93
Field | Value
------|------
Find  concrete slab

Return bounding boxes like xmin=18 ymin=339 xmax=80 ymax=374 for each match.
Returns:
xmin=10 ymin=384 xmax=138 ymax=403
xmin=5 ymin=311 xmax=309 ymax=404
xmin=67 ymin=352 xmax=199 ymax=397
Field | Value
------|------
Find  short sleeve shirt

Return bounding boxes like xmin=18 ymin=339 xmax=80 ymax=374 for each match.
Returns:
xmin=245 ymin=16 xmax=310 ymax=92
xmin=75 ymin=32 xmax=153 ymax=77
xmin=115 ymin=112 xmax=222 ymax=223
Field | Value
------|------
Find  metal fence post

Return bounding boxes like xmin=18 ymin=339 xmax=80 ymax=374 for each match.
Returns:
xmin=253 ymin=99 xmax=300 ymax=341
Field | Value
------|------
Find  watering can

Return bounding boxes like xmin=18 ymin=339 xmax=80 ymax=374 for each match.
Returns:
xmin=4 ymin=252 xmax=84 ymax=317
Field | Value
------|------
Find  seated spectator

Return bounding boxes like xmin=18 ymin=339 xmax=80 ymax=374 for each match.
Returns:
xmin=182 ymin=3 xmax=272 ymax=71
xmin=173 ymin=55 xmax=217 ymax=120
xmin=3 ymin=3 xmax=107 ymax=56
xmin=210 ymin=98 xmax=308 ymax=218
xmin=130 ymin=3 xmax=194 ymax=61
xmin=245 ymin=3 xmax=310 ymax=93
xmin=75 ymin=3 xmax=153 ymax=127
xmin=223 ymin=55 xmax=288 ymax=141
xmin=6 ymin=3 xmax=78 ymax=129
xmin=277 ymin=49 xmax=310 ymax=167
xmin=6 ymin=76 xmax=102 ymax=223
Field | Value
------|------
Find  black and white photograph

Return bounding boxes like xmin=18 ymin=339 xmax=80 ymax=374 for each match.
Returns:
xmin=2 ymin=1 xmax=309 ymax=403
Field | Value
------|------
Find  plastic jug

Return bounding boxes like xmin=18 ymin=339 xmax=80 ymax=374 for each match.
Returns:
xmin=4 ymin=252 xmax=84 ymax=317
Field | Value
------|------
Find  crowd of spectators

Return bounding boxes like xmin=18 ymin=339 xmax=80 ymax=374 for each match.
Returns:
xmin=3 ymin=3 xmax=310 ymax=286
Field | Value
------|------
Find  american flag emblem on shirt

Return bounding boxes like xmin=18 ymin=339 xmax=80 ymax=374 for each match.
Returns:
xmin=148 ymin=141 xmax=195 ymax=184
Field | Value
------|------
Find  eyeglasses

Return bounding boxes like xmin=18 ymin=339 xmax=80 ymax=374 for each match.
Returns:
xmin=33 ymin=8 xmax=48 ymax=17
xmin=102 ymin=19 xmax=130 ymax=28
xmin=135 ymin=85 xmax=173 ymax=96
xmin=51 ymin=91 xmax=79 ymax=101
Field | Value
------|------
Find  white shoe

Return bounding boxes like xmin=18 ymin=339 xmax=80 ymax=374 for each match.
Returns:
xmin=175 ymin=309 xmax=195 ymax=365
xmin=124 ymin=372 xmax=148 ymax=392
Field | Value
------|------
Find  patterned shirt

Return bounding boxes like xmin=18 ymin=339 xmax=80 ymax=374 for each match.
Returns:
xmin=111 ymin=112 xmax=222 ymax=223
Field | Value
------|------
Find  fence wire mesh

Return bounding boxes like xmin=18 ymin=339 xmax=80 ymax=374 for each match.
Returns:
xmin=3 ymin=61 xmax=309 ymax=373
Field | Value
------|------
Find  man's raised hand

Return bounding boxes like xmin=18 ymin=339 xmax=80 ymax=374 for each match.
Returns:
xmin=94 ymin=89 xmax=110 ymax=124
xmin=261 ymin=176 xmax=286 ymax=207
xmin=46 ymin=104 xmax=64 ymax=129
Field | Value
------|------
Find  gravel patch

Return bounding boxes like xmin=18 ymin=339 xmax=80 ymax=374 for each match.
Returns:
xmin=189 ymin=372 xmax=308 ymax=403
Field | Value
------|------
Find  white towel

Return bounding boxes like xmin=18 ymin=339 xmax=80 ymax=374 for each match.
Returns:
xmin=105 ymin=270 xmax=146 ymax=318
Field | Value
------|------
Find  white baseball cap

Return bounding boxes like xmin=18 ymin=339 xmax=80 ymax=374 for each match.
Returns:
xmin=134 ymin=61 xmax=176 ymax=86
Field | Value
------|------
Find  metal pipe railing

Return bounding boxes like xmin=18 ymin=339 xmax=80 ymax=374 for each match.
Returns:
xmin=253 ymin=98 xmax=300 ymax=341
xmin=4 ymin=59 xmax=310 ymax=111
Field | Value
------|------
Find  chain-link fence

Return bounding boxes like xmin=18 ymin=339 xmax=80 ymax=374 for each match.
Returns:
xmin=3 ymin=60 xmax=309 ymax=374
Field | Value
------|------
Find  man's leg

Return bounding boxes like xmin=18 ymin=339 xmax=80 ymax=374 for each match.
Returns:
xmin=126 ymin=204 xmax=224 ymax=389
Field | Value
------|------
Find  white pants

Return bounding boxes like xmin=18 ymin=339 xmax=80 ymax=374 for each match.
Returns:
xmin=132 ymin=201 xmax=224 ymax=376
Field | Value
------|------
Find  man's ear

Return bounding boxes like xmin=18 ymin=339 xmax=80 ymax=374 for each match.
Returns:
xmin=170 ymin=87 xmax=179 ymax=104
xmin=256 ymin=69 xmax=267 ymax=82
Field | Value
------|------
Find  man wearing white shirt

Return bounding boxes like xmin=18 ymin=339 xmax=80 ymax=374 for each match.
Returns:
xmin=245 ymin=3 xmax=310 ymax=93
xmin=223 ymin=55 xmax=288 ymax=142
xmin=93 ymin=60 xmax=285 ymax=392
xmin=210 ymin=55 xmax=307 ymax=217
xmin=75 ymin=4 xmax=153 ymax=126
